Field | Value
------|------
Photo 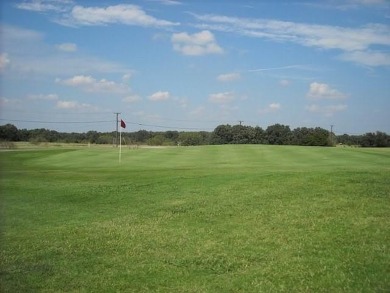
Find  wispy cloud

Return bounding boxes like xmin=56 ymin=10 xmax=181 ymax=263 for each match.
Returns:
xmin=209 ymin=92 xmax=235 ymax=103
xmin=153 ymin=0 xmax=182 ymax=5
xmin=16 ymin=1 xmax=180 ymax=28
xmin=1 ymin=25 xmax=132 ymax=76
xmin=16 ymin=0 xmax=74 ymax=12
xmin=56 ymin=100 xmax=97 ymax=111
xmin=27 ymin=93 xmax=59 ymax=100
xmin=149 ymin=91 xmax=170 ymax=101
xmin=193 ymin=13 xmax=390 ymax=66
xmin=56 ymin=42 xmax=77 ymax=52
xmin=248 ymin=65 xmax=305 ymax=72
xmin=122 ymin=95 xmax=141 ymax=103
xmin=62 ymin=4 xmax=179 ymax=27
xmin=259 ymin=103 xmax=281 ymax=115
xmin=0 ymin=53 xmax=10 ymax=72
xmin=279 ymin=79 xmax=291 ymax=87
xmin=306 ymin=104 xmax=347 ymax=117
xmin=217 ymin=72 xmax=240 ymax=82
xmin=57 ymin=75 xmax=130 ymax=94
xmin=339 ymin=50 xmax=390 ymax=66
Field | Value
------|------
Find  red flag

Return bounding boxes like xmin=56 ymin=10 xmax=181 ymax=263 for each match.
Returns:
xmin=120 ymin=119 xmax=126 ymax=128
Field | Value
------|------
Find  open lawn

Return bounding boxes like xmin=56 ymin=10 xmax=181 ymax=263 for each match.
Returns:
xmin=1 ymin=144 xmax=389 ymax=292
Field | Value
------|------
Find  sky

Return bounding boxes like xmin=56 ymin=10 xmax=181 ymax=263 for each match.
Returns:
xmin=0 ymin=0 xmax=389 ymax=135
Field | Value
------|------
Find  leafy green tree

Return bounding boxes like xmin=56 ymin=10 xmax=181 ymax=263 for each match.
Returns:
xmin=265 ymin=124 xmax=292 ymax=145
xmin=0 ymin=124 xmax=19 ymax=141
xmin=147 ymin=134 xmax=167 ymax=146
xmin=231 ymin=125 xmax=257 ymax=144
xmin=165 ymin=131 xmax=179 ymax=144
xmin=86 ymin=131 xmax=99 ymax=144
xmin=361 ymin=131 xmax=390 ymax=147
xmin=211 ymin=124 xmax=233 ymax=144
xmin=133 ymin=130 xmax=152 ymax=143
xmin=178 ymin=132 xmax=203 ymax=146
xmin=253 ymin=126 xmax=265 ymax=144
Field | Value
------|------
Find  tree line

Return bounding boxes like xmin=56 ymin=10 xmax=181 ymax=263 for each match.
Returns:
xmin=0 ymin=123 xmax=389 ymax=147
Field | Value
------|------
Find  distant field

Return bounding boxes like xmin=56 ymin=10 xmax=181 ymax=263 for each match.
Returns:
xmin=1 ymin=145 xmax=389 ymax=292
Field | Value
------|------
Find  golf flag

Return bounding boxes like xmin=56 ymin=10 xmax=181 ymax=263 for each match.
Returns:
xmin=120 ymin=119 xmax=126 ymax=128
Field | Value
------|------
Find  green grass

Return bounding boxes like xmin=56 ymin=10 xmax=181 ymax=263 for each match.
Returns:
xmin=1 ymin=145 xmax=389 ymax=292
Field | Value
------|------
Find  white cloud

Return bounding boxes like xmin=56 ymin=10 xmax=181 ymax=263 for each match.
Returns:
xmin=16 ymin=0 xmax=73 ymax=12
xmin=307 ymin=82 xmax=348 ymax=100
xmin=1 ymin=24 xmax=43 ymax=43
xmin=27 ymin=93 xmax=59 ymax=100
xmin=58 ymin=75 xmax=130 ymax=94
xmin=66 ymin=4 xmax=179 ymax=27
xmin=209 ymin=92 xmax=235 ymax=103
xmin=149 ymin=91 xmax=170 ymax=101
xmin=248 ymin=65 xmax=304 ymax=72
xmin=156 ymin=0 xmax=182 ymax=5
xmin=56 ymin=100 xmax=97 ymax=111
xmin=259 ymin=102 xmax=281 ymax=114
xmin=352 ymin=0 xmax=386 ymax=4
xmin=122 ymin=95 xmax=141 ymax=103
xmin=0 ymin=53 xmax=10 ymax=71
xmin=330 ymin=0 xmax=389 ymax=10
xmin=306 ymin=104 xmax=347 ymax=117
xmin=1 ymin=25 xmax=131 ymax=76
xmin=171 ymin=30 xmax=224 ymax=56
xmin=269 ymin=103 xmax=281 ymax=110
xmin=56 ymin=43 xmax=77 ymax=52
xmin=0 ymin=97 xmax=22 ymax=106
xmin=279 ymin=79 xmax=291 ymax=87
xmin=217 ymin=72 xmax=241 ymax=82
xmin=122 ymin=73 xmax=134 ymax=81
xmin=193 ymin=14 xmax=390 ymax=66
xmin=339 ymin=50 xmax=390 ymax=66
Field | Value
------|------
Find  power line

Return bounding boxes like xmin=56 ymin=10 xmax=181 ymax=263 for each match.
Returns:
xmin=0 ymin=118 xmax=212 ymax=131
xmin=124 ymin=121 xmax=211 ymax=131
xmin=0 ymin=118 xmax=113 ymax=124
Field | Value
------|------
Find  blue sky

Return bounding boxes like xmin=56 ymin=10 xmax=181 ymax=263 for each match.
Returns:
xmin=1 ymin=0 xmax=389 ymax=134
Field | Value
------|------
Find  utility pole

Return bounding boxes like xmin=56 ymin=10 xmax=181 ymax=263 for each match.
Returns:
xmin=114 ymin=112 xmax=121 ymax=147
xmin=239 ymin=120 xmax=244 ymax=126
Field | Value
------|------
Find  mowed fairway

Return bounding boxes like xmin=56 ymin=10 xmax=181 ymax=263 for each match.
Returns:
xmin=1 ymin=145 xmax=389 ymax=292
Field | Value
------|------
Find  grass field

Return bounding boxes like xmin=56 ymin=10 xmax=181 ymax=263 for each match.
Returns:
xmin=1 ymin=144 xmax=389 ymax=292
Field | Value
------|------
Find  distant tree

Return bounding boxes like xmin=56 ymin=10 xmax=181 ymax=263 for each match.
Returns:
xmin=165 ymin=131 xmax=179 ymax=144
xmin=97 ymin=134 xmax=112 ymax=144
xmin=231 ymin=125 xmax=257 ymax=144
xmin=86 ymin=131 xmax=99 ymax=144
xmin=133 ymin=130 xmax=152 ymax=143
xmin=361 ymin=131 xmax=390 ymax=147
xmin=0 ymin=124 xmax=19 ymax=141
xmin=361 ymin=132 xmax=376 ymax=147
xmin=292 ymin=127 xmax=330 ymax=146
xmin=18 ymin=128 xmax=30 ymax=141
xmin=374 ymin=131 xmax=390 ymax=147
xmin=265 ymin=124 xmax=292 ymax=145
xmin=337 ymin=134 xmax=361 ymax=146
xmin=253 ymin=126 xmax=265 ymax=144
xmin=199 ymin=131 xmax=212 ymax=145
xmin=292 ymin=127 xmax=311 ymax=145
xmin=178 ymin=132 xmax=203 ymax=146
xmin=312 ymin=127 xmax=330 ymax=146
xmin=211 ymin=124 xmax=233 ymax=144
xmin=148 ymin=134 xmax=168 ymax=146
